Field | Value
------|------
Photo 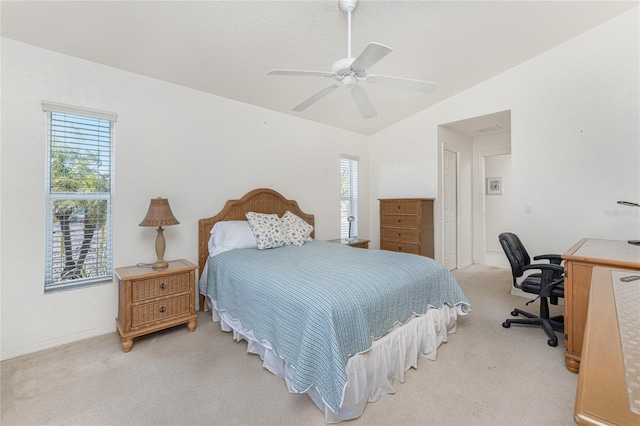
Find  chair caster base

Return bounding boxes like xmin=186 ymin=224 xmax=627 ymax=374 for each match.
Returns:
xmin=502 ymin=321 xmax=510 ymax=328
xmin=548 ymin=338 xmax=558 ymax=347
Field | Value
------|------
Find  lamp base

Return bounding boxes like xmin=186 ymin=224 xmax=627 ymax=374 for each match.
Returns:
xmin=152 ymin=259 xmax=169 ymax=270
xmin=628 ymin=240 xmax=640 ymax=246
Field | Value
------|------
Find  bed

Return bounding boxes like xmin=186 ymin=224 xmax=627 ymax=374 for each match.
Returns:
xmin=198 ymin=188 xmax=470 ymax=423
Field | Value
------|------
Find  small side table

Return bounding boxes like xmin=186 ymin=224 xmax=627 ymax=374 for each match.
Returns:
xmin=326 ymin=238 xmax=370 ymax=249
xmin=115 ymin=259 xmax=197 ymax=352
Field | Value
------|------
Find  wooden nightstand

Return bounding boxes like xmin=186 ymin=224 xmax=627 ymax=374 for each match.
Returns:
xmin=326 ymin=238 xmax=370 ymax=249
xmin=115 ymin=259 xmax=197 ymax=352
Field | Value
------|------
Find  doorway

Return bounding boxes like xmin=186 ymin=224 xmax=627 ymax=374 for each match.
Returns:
xmin=483 ymin=153 xmax=512 ymax=268
xmin=438 ymin=110 xmax=511 ymax=267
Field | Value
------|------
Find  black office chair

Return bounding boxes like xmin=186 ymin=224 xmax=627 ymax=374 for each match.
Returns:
xmin=499 ymin=232 xmax=565 ymax=347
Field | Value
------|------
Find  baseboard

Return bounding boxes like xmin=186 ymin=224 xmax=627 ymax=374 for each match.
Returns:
xmin=485 ymin=250 xmax=510 ymax=268
xmin=457 ymin=261 xmax=473 ymax=269
xmin=510 ymin=287 xmax=530 ymax=299
xmin=1 ymin=324 xmax=116 ymax=361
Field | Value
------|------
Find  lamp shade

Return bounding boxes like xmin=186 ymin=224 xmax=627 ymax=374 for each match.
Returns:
xmin=139 ymin=197 xmax=180 ymax=227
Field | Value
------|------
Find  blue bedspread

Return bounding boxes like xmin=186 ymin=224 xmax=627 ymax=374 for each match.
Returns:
xmin=205 ymin=240 xmax=470 ymax=413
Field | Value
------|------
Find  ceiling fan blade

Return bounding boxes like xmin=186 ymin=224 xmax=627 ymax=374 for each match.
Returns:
xmin=292 ymin=83 xmax=340 ymax=112
xmin=349 ymin=42 xmax=393 ymax=73
xmin=366 ymin=74 xmax=438 ymax=94
xmin=350 ymin=86 xmax=377 ymax=119
xmin=268 ymin=69 xmax=335 ymax=78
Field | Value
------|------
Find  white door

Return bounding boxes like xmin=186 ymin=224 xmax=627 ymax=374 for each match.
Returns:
xmin=443 ymin=149 xmax=458 ymax=270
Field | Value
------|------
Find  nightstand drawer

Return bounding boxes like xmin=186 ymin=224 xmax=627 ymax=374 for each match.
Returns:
xmin=132 ymin=294 xmax=191 ymax=327
xmin=381 ymin=214 xmax=420 ymax=228
xmin=381 ymin=228 xmax=420 ymax=242
xmin=381 ymin=240 xmax=421 ymax=255
xmin=132 ymin=273 xmax=190 ymax=302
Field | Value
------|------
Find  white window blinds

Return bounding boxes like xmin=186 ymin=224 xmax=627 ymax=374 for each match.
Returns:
xmin=340 ymin=156 xmax=359 ymax=240
xmin=43 ymin=102 xmax=117 ymax=291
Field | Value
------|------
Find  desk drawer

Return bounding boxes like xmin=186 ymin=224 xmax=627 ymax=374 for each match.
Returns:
xmin=381 ymin=215 xmax=420 ymax=228
xmin=381 ymin=240 xmax=421 ymax=255
xmin=132 ymin=294 xmax=190 ymax=327
xmin=132 ymin=273 xmax=190 ymax=302
xmin=381 ymin=228 xmax=420 ymax=242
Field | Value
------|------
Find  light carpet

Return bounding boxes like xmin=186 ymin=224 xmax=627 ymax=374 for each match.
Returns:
xmin=1 ymin=264 xmax=577 ymax=425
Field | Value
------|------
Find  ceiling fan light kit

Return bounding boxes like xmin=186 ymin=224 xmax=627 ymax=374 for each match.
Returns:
xmin=268 ymin=0 xmax=437 ymax=119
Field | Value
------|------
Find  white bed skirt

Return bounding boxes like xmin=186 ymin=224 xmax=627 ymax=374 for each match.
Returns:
xmin=206 ymin=296 xmax=465 ymax=423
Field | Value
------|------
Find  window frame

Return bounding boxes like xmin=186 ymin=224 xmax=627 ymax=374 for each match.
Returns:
xmin=340 ymin=155 xmax=359 ymax=240
xmin=43 ymin=101 xmax=117 ymax=292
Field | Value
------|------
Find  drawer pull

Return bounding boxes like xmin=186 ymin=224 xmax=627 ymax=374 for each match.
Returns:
xmin=398 ymin=246 xmax=403 ymax=251
xmin=398 ymin=233 xmax=402 ymax=237
xmin=160 ymin=283 xmax=166 ymax=290
xmin=159 ymin=306 xmax=166 ymax=313
xmin=397 ymin=205 xmax=401 ymax=210
xmin=397 ymin=219 xmax=401 ymax=223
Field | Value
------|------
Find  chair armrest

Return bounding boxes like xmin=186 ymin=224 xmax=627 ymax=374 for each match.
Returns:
xmin=523 ymin=263 xmax=564 ymax=297
xmin=533 ymin=254 xmax=563 ymax=265
xmin=523 ymin=263 xmax=564 ymax=274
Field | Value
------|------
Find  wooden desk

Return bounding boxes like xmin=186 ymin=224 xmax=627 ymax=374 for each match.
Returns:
xmin=562 ymin=239 xmax=640 ymax=373
xmin=574 ymin=267 xmax=640 ymax=426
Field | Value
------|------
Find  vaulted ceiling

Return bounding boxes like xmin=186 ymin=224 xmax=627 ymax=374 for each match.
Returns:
xmin=2 ymin=1 xmax=636 ymax=136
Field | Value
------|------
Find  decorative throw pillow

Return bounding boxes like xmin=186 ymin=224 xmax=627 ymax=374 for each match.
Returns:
xmin=245 ymin=212 xmax=287 ymax=250
xmin=281 ymin=211 xmax=314 ymax=246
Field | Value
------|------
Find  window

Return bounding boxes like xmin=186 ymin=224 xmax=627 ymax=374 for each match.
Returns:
xmin=43 ymin=102 xmax=117 ymax=291
xmin=340 ymin=156 xmax=358 ymax=240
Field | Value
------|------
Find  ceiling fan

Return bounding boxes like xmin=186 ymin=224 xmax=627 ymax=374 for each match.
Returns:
xmin=268 ymin=0 xmax=437 ymax=119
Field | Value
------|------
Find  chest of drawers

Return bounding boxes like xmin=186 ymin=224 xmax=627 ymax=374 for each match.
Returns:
xmin=379 ymin=198 xmax=434 ymax=258
xmin=115 ymin=259 xmax=197 ymax=352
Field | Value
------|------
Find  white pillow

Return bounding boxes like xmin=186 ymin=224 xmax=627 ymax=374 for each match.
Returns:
xmin=281 ymin=211 xmax=314 ymax=246
xmin=208 ymin=221 xmax=258 ymax=257
xmin=245 ymin=212 xmax=288 ymax=250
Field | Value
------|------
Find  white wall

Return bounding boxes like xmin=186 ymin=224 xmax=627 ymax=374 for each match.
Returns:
xmin=370 ymin=7 xmax=639 ymax=262
xmin=2 ymin=6 xmax=639 ymax=361
xmin=0 ymin=38 xmax=369 ymax=360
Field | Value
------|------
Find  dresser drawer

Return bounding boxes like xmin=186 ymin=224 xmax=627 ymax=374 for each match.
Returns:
xmin=380 ymin=201 xmax=421 ymax=214
xmin=132 ymin=273 xmax=190 ymax=302
xmin=381 ymin=214 xmax=420 ymax=229
xmin=132 ymin=294 xmax=191 ymax=328
xmin=381 ymin=240 xmax=421 ymax=255
xmin=381 ymin=227 xmax=420 ymax=242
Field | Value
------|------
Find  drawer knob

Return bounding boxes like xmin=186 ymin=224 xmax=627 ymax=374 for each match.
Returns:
xmin=398 ymin=233 xmax=402 ymax=237
xmin=397 ymin=205 xmax=401 ymax=210
xmin=398 ymin=246 xmax=403 ymax=251
xmin=159 ymin=306 xmax=166 ymax=313
xmin=397 ymin=219 xmax=401 ymax=223
xmin=160 ymin=283 xmax=166 ymax=290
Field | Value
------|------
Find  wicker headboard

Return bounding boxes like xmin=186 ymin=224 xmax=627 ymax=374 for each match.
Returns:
xmin=198 ymin=188 xmax=315 ymax=279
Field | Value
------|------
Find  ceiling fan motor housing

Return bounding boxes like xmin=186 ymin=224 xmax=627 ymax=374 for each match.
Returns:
xmin=339 ymin=0 xmax=358 ymax=14
xmin=332 ymin=57 xmax=357 ymax=78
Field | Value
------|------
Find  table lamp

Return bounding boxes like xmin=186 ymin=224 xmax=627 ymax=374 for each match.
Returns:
xmin=347 ymin=215 xmax=355 ymax=241
xmin=617 ymin=201 xmax=640 ymax=245
xmin=139 ymin=197 xmax=180 ymax=269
